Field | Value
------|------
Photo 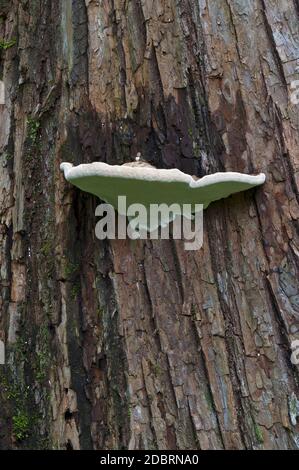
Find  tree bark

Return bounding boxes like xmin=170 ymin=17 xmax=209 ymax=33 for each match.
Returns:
xmin=0 ymin=0 xmax=299 ymax=450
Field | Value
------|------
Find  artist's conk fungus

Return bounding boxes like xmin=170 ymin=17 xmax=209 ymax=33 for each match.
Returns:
xmin=60 ymin=161 xmax=265 ymax=229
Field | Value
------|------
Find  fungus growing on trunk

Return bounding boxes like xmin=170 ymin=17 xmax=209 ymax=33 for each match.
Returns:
xmin=60 ymin=161 xmax=265 ymax=229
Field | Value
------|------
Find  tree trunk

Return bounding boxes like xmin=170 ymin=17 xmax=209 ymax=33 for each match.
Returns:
xmin=0 ymin=0 xmax=299 ymax=450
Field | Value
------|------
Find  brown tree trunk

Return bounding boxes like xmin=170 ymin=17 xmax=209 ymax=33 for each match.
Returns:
xmin=0 ymin=0 xmax=299 ymax=450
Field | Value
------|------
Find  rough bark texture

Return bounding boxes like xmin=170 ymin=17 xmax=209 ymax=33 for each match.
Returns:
xmin=0 ymin=0 xmax=299 ymax=450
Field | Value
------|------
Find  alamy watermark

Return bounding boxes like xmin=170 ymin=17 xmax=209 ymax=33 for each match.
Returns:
xmin=95 ymin=196 xmax=203 ymax=250
xmin=291 ymin=340 xmax=299 ymax=365
xmin=291 ymin=80 xmax=299 ymax=105
xmin=0 ymin=340 xmax=5 ymax=365
xmin=0 ymin=80 xmax=5 ymax=105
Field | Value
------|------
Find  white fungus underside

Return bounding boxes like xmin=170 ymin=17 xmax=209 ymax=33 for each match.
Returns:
xmin=60 ymin=162 xmax=266 ymax=230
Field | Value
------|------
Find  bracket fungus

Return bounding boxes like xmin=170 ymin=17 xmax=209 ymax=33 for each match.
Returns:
xmin=60 ymin=161 xmax=265 ymax=230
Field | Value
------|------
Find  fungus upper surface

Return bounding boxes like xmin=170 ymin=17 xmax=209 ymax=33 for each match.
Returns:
xmin=60 ymin=161 xmax=265 ymax=214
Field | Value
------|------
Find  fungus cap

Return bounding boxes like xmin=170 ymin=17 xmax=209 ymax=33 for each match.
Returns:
xmin=60 ymin=162 xmax=265 ymax=228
